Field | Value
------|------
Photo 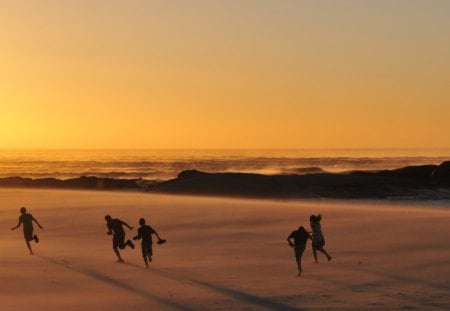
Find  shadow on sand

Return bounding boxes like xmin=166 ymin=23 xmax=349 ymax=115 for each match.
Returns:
xmin=37 ymin=255 xmax=194 ymax=311
xmin=40 ymin=256 xmax=302 ymax=311
xmin=124 ymin=262 xmax=303 ymax=311
xmin=187 ymin=278 xmax=301 ymax=311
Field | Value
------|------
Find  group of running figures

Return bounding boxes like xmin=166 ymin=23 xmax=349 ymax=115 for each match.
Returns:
xmin=11 ymin=207 xmax=332 ymax=275
xmin=11 ymin=207 xmax=166 ymax=268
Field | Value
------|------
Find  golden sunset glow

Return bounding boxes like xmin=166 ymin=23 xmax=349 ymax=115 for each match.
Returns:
xmin=1 ymin=1 xmax=450 ymax=148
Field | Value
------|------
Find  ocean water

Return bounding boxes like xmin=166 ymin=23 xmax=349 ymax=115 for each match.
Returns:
xmin=0 ymin=149 xmax=449 ymax=180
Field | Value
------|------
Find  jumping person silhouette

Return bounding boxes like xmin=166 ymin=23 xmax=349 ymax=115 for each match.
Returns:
xmin=105 ymin=215 xmax=135 ymax=262
xmin=133 ymin=218 xmax=165 ymax=268
xmin=310 ymin=214 xmax=332 ymax=262
xmin=11 ymin=207 xmax=43 ymax=255
xmin=287 ymin=226 xmax=311 ymax=276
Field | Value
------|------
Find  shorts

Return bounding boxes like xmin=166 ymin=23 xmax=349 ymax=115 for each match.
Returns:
xmin=294 ymin=244 xmax=306 ymax=262
xmin=113 ymin=234 xmax=126 ymax=249
xmin=141 ymin=243 xmax=153 ymax=257
xmin=23 ymin=228 xmax=34 ymax=241
xmin=312 ymin=240 xmax=325 ymax=250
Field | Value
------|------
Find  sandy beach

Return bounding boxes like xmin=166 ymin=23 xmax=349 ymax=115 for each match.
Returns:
xmin=1 ymin=188 xmax=449 ymax=310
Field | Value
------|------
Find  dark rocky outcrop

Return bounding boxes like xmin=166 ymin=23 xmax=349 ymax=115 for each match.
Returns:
xmin=1 ymin=161 xmax=450 ymax=200
xmin=149 ymin=162 xmax=450 ymax=199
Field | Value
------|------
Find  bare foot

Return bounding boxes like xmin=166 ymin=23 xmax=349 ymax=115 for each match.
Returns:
xmin=117 ymin=258 xmax=125 ymax=263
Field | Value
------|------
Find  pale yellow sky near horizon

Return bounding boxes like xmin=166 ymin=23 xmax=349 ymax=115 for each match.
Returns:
xmin=1 ymin=0 xmax=449 ymax=149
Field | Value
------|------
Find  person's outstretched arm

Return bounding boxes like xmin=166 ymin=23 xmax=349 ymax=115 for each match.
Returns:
xmin=32 ymin=216 xmax=43 ymax=229
xmin=133 ymin=232 xmax=142 ymax=240
xmin=153 ymin=229 xmax=163 ymax=241
xmin=120 ymin=220 xmax=133 ymax=230
xmin=11 ymin=218 xmax=23 ymax=230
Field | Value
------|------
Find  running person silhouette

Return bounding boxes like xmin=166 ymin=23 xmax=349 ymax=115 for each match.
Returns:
xmin=310 ymin=214 xmax=332 ymax=262
xmin=287 ymin=226 xmax=311 ymax=276
xmin=133 ymin=218 xmax=165 ymax=268
xmin=105 ymin=215 xmax=135 ymax=262
xmin=11 ymin=207 xmax=43 ymax=255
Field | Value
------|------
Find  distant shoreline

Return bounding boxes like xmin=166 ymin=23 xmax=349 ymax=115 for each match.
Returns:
xmin=1 ymin=161 xmax=449 ymax=201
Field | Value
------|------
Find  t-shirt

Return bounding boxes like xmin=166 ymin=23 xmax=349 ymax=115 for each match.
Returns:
xmin=107 ymin=219 xmax=126 ymax=235
xmin=289 ymin=229 xmax=309 ymax=246
xmin=138 ymin=225 xmax=155 ymax=245
xmin=19 ymin=214 xmax=33 ymax=231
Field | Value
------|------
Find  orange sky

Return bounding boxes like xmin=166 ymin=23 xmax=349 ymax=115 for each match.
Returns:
xmin=1 ymin=1 xmax=449 ymax=149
